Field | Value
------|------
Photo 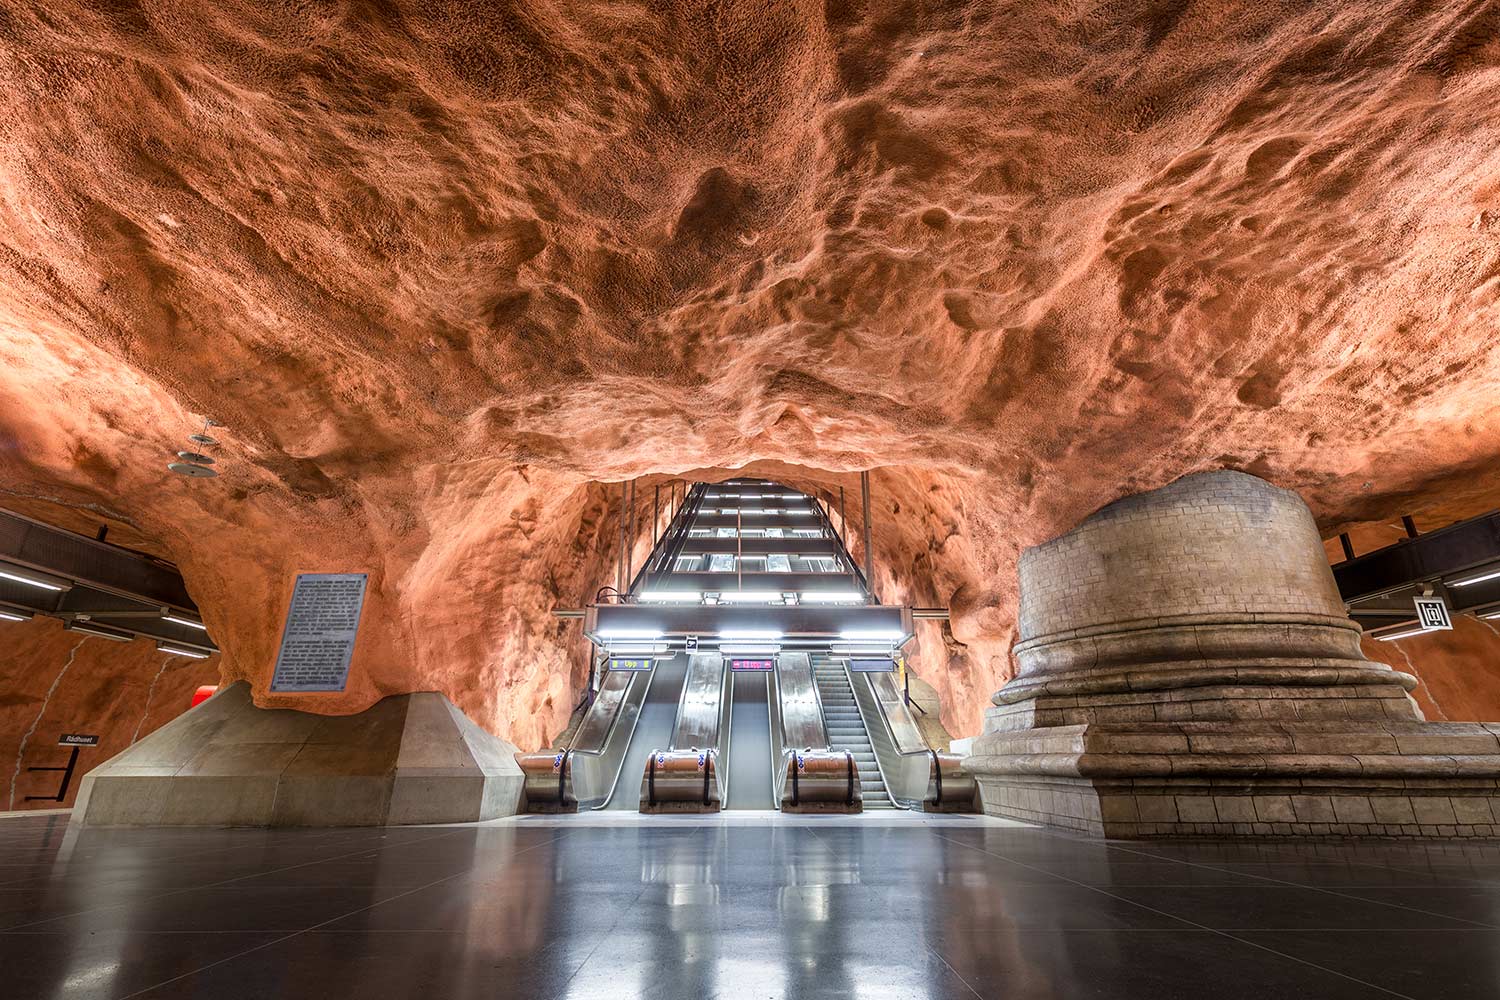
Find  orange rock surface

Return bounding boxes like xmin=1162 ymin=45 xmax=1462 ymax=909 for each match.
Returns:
xmin=3 ymin=3 xmax=1500 ymax=749
xmin=0 ymin=616 xmax=219 ymax=810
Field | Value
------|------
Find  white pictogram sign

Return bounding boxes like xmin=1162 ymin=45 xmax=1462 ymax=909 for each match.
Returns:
xmin=1414 ymin=596 xmax=1453 ymax=631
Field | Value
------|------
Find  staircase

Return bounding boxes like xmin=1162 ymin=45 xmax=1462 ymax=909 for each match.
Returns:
xmin=813 ymin=657 xmax=896 ymax=809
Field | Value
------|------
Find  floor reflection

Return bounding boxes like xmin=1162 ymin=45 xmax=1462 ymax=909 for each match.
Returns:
xmin=3 ymin=814 xmax=1499 ymax=999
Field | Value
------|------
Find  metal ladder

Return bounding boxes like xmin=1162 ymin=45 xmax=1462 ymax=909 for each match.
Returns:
xmin=812 ymin=656 xmax=895 ymax=809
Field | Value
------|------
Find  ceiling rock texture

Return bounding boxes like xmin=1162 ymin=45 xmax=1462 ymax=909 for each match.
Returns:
xmin=2 ymin=2 xmax=1500 ymax=749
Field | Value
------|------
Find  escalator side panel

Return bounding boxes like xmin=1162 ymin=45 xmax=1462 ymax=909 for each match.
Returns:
xmin=775 ymin=652 xmax=829 ymax=751
xmin=603 ymin=654 xmax=689 ymax=810
xmin=725 ymin=671 xmax=773 ymax=810
xmin=670 ymin=653 xmax=727 ymax=750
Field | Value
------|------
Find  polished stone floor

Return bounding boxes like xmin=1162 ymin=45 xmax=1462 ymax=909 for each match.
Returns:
xmin=3 ymin=810 xmax=1499 ymax=999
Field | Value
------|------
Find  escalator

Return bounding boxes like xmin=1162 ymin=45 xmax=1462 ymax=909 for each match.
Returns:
xmin=812 ymin=655 xmax=895 ymax=809
xmin=606 ymin=653 xmax=690 ymax=809
xmin=724 ymin=670 xmax=773 ymax=809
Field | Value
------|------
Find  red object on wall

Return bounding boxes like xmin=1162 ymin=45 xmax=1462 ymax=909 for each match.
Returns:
xmin=191 ymin=685 xmax=218 ymax=708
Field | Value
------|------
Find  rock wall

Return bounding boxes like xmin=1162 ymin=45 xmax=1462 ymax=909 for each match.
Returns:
xmin=2 ymin=3 xmax=1499 ymax=750
xmin=0 ymin=615 xmax=219 ymax=811
xmin=1362 ymin=617 xmax=1500 ymax=725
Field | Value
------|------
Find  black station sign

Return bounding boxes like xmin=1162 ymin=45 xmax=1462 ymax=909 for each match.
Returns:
xmin=848 ymin=658 xmax=895 ymax=673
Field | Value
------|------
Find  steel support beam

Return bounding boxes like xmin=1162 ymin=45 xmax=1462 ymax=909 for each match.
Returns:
xmin=0 ymin=509 xmax=195 ymax=610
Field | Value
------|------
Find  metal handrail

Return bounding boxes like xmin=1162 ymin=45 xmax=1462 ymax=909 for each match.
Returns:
xmin=635 ymin=483 xmax=708 ymax=590
xmin=809 ymin=492 xmax=872 ymax=597
xmin=592 ymin=664 xmax=659 ymax=810
xmin=844 ymin=660 xmax=931 ymax=809
xmin=770 ymin=654 xmax=835 ymax=809
xmin=769 ymin=667 xmax=787 ymax=809
xmin=716 ymin=660 xmax=734 ymax=806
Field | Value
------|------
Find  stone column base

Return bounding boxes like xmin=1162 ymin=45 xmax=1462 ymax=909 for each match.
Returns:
xmin=71 ymin=682 xmax=526 ymax=827
xmin=968 ymin=720 xmax=1500 ymax=838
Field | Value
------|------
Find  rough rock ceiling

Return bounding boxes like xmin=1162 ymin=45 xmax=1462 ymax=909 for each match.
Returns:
xmin=2 ymin=2 xmax=1499 ymax=746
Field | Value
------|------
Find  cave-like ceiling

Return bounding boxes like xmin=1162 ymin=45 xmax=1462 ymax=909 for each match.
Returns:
xmin=2 ymin=2 xmax=1498 ymax=745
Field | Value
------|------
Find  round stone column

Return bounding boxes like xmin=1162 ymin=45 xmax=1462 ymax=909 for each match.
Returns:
xmin=988 ymin=471 xmax=1417 ymax=731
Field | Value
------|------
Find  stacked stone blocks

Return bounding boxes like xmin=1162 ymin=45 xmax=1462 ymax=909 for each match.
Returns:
xmin=967 ymin=471 xmax=1500 ymax=839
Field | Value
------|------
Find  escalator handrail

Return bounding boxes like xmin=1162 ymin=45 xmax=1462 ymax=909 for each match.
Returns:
xmin=776 ymin=654 xmax=831 ymax=751
xmin=768 ymin=666 xmax=785 ymax=809
xmin=717 ymin=660 xmax=734 ymax=807
xmin=809 ymin=490 xmax=873 ymax=598
xmin=593 ymin=663 xmax=661 ymax=810
xmin=633 ymin=483 xmax=709 ymax=592
xmin=843 ymin=659 xmax=926 ymax=809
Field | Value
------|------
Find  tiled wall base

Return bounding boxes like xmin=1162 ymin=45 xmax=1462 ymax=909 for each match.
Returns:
xmin=975 ymin=773 xmax=1500 ymax=838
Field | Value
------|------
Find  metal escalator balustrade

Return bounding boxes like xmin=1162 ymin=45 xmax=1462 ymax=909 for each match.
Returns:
xmin=539 ymin=476 xmax=966 ymax=816
xmin=639 ymin=652 xmax=731 ymax=813
xmin=516 ymin=660 xmax=656 ymax=812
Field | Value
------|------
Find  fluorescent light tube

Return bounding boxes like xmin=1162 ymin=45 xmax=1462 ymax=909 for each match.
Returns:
xmin=0 ymin=609 xmax=33 ymax=622
xmin=717 ymin=592 xmax=785 ymax=603
xmin=0 ymin=566 xmax=67 ymax=591
xmin=1376 ymin=627 xmax=1429 ymax=642
xmin=721 ymin=643 xmax=781 ymax=656
xmin=163 ymin=615 xmax=208 ymax=630
xmin=66 ymin=622 xmax=132 ymax=642
xmin=800 ymin=592 xmax=864 ymax=603
xmin=1452 ymin=569 xmax=1500 ymax=587
xmin=722 ymin=629 xmax=783 ymax=640
xmin=639 ymin=592 xmax=702 ymax=603
xmin=597 ymin=628 xmax=664 ymax=639
xmin=158 ymin=644 xmax=210 ymax=659
xmin=606 ymin=642 xmax=670 ymax=655
xmin=840 ymin=629 xmax=905 ymax=641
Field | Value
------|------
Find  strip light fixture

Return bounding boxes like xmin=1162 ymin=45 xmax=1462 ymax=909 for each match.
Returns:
xmin=1376 ymin=626 xmax=1429 ymax=642
xmin=158 ymin=643 xmax=210 ymax=659
xmin=162 ymin=614 xmax=208 ymax=630
xmin=605 ymin=642 xmax=671 ymax=656
xmin=1452 ymin=569 xmax=1500 ymax=587
xmin=0 ymin=609 xmax=34 ymax=622
xmin=840 ymin=629 xmax=906 ymax=641
xmin=66 ymin=621 xmax=133 ymax=642
xmin=832 ymin=643 xmax=896 ymax=656
xmin=722 ymin=629 xmax=783 ymax=641
xmin=800 ymin=592 xmax=865 ymax=604
xmin=0 ymin=564 xmax=68 ymax=591
xmin=717 ymin=591 xmax=785 ymax=604
xmin=638 ymin=591 xmax=702 ymax=603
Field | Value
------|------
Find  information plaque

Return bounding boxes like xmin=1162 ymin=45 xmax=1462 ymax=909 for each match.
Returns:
xmin=607 ymin=657 xmax=654 ymax=672
xmin=270 ymin=573 xmax=368 ymax=692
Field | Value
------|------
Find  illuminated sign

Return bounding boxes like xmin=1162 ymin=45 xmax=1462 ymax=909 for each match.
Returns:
xmin=730 ymin=658 xmax=775 ymax=671
xmin=607 ymin=657 xmax=655 ymax=672
xmin=849 ymin=658 xmax=895 ymax=672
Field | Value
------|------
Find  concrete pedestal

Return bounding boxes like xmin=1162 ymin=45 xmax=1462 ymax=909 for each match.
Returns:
xmin=967 ymin=471 xmax=1500 ymax=838
xmin=71 ymin=682 xmax=525 ymax=827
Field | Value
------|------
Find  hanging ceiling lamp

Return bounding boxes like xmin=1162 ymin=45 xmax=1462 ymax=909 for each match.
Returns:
xmin=168 ymin=418 xmax=224 ymax=478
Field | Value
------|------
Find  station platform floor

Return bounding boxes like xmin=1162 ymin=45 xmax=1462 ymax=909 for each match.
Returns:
xmin=2 ymin=809 xmax=1495 ymax=999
